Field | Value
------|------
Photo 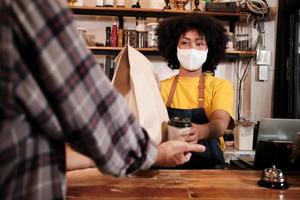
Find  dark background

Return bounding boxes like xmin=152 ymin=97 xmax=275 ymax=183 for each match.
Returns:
xmin=273 ymin=0 xmax=300 ymax=118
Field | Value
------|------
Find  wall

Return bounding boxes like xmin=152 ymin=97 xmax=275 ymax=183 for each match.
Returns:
xmin=74 ymin=0 xmax=278 ymax=124
xmin=246 ymin=0 xmax=278 ymax=122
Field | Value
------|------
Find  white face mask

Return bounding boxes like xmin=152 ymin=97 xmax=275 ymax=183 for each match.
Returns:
xmin=177 ymin=47 xmax=208 ymax=71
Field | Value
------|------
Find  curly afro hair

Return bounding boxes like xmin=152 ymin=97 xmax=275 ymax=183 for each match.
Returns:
xmin=157 ymin=13 xmax=228 ymax=72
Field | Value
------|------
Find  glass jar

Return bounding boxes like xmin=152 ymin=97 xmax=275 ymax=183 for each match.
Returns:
xmin=147 ymin=22 xmax=159 ymax=48
xmin=104 ymin=0 xmax=113 ymax=7
xmin=124 ymin=29 xmax=138 ymax=47
xmin=116 ymin=0 xmax=125 ymax=7
xmin=137 ymin=31 xmax=148 ymax=48
xmin=77 ymin=27 xmax=88 ymax=45
xmin=136 ymin=17 xmax=146 ymax=32
xmin=227 ymin=32 xmax=235 ymax=50
xmin=236 ymin=33 xmax=249 ymax=51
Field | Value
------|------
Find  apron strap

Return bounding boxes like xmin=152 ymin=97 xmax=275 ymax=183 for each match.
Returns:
xmin=198 ymin=74 xmax=205 ymax=108
xmin=166 ymin=75 xmax=179 ymax=107
xmin=166 ymin=74 xmax=205 ymax=108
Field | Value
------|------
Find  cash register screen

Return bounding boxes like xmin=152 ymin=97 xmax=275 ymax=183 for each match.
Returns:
xmin=257 ymin=118 xmax=300 ymax=143
xmin=254 ymin=118 xmax=300 ymax=169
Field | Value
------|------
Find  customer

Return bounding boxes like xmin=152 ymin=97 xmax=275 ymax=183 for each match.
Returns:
xmin=157 ymin=13 xmax=234 ymax=169
xmin=0 ymin=0 xmax=205 ymax=199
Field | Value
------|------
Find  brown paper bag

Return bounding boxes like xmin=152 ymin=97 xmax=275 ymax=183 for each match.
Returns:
xmin=112 ymin=45 xmax=169 ymax=144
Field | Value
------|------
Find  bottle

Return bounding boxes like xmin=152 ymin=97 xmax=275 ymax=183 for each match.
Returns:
xmin=226 ymin=32 xmax=235 ymax=50
xmin=104 ymin=0 xmax=113 ymax=7
xmin=117 ymin=28 xmax=124 ymax=47
xmin=116 ymin=0 xmax=125 ymax=7
xmin=132 ymin=0 xmax=141 ymax=8
xmin=105 ymin=26 xmax=111 ymax=46
xmin=117 ymin=17 xmax=124 ymax=47
xmin=111 ymin=21 xmax=118 ymax=47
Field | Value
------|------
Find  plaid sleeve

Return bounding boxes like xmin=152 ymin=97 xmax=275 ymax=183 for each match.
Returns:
xmin=12 ymin=0 xmax=157 ymax=176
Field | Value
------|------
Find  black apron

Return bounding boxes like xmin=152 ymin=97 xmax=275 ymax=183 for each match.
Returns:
xmin=166 ymin=74 xmax=225 ymax=169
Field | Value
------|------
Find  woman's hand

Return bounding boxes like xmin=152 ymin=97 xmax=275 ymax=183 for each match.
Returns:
xmin=184 ymin=110 xmax=232 ymax=144
xmin=182 ymin=123 xmax=203 ymax=144
xmin=155 ymin=140 xmax=206 ymax=167
xmin=185 ymin=110 xmax=231 ymax=143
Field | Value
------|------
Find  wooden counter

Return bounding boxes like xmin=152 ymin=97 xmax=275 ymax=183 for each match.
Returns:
xmin=67 ymin=168 xmax=300 ymax=200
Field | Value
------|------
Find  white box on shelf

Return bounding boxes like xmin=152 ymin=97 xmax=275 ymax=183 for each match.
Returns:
xmin=234 ymin=123 xmax=254 ymax=150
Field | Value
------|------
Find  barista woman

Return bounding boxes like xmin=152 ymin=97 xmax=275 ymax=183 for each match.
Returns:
xmin=157 ymin=13 xmax=234 ymax=169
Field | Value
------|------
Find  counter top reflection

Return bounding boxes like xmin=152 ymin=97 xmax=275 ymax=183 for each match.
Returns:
xmin=67 ymin=168 xmax=300 ymax=199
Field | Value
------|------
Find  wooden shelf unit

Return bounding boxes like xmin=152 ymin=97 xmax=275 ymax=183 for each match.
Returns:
xmin=70 ymin=6 xmax=247 ymax=19
xmin=69 ymin=5 xmax=248 ymax=31
xmin=88 ymin=46 xmax=256 ymax=58
xmin=70 ymin=6 xmax=255 ymax=58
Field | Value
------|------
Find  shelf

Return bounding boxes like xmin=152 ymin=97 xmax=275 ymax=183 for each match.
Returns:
xmin=88 ymin=46 xmax=159 ymax=56
xmin=71 ymin=5 xmax=254 ymax=59
xmin=69 ymin=6 xmax=247 ymax=21
xmin=226 ymin=50 xmax=256 ymax=57
xmin=88 ymin=46 xmax=256 ymax=58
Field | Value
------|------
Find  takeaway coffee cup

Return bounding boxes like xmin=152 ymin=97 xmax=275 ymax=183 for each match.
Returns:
xmin=167 ymin=117 xmax=192 ymax=140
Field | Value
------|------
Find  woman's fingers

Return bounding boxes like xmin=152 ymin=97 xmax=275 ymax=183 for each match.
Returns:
xmin=185 ymin=134 xmax=197 ymax=143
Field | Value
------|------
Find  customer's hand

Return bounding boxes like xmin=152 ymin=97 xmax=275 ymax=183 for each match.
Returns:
xmin=66 ymin=145 xmax=95 ymax=171
xmin=155 ymin=140 xmax=206 ymax=167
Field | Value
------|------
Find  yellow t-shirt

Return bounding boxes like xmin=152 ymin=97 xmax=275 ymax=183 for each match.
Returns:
xmin=161 ymin=73 xmax=234 ymax=150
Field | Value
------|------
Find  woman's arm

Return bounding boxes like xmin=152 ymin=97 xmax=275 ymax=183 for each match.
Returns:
xmin=186 ymin=109 xmax=231 ymax=143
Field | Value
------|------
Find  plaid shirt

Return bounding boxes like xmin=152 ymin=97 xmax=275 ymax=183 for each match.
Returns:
xmin=0 ymin=0 xmax=158 ymax=199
